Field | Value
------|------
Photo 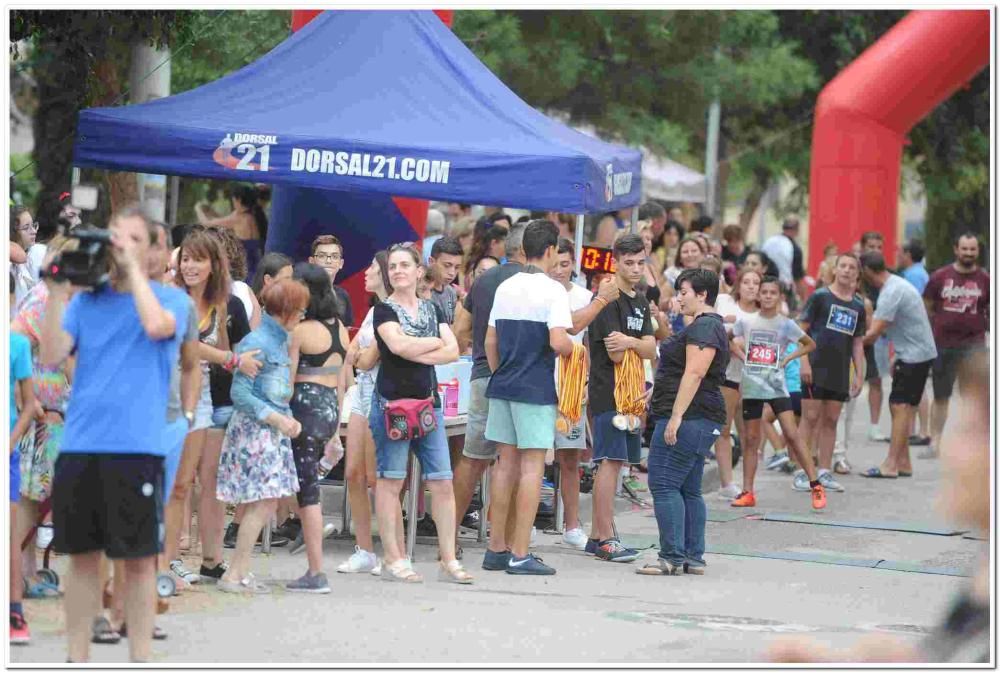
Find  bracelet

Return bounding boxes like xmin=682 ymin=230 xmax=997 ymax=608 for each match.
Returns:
xmin=595 ymin=296 xmax=609 ymax=307
xmin=223 ymin=351 xmax=239 ymax=372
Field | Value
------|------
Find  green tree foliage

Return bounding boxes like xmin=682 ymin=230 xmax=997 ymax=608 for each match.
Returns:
xmin=10 ymin=10 xmax=192 ymax=229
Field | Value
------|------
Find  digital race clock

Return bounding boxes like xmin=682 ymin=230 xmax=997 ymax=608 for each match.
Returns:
xmin=580 ymin=245 xmax=616 ymax=274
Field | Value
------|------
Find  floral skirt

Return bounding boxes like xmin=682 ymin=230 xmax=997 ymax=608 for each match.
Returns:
xmin=216 ymin=409 xmax=299 ymax=504
xmin=19 ymin=418 xmax=63 ymax=502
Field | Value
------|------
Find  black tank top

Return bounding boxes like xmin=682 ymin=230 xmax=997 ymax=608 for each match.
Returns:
xmin=298 ymin=319 xmax=345 ymax=370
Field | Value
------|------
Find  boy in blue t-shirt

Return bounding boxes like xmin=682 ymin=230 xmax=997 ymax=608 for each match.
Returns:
xmin=10 ymin=271 xmax=37 ymax=644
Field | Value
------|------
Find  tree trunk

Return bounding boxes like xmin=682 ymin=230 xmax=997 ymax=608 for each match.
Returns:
xmin=31 ymin=36 xmax=89 ymax=239
xmin=91 ymin=57 xmax=138 ymax=212
xmin=738 ymin=167 xmax=770 ymax=232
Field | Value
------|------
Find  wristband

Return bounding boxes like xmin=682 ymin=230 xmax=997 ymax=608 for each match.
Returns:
xmin=223 ymin=351 xmax=239 ymax=372
xmin=595 ymin=296 xmax=609 ymax=307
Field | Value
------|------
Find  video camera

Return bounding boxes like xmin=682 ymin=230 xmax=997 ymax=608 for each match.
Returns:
xmin=41 ymin=226 xmax=112 ymax=288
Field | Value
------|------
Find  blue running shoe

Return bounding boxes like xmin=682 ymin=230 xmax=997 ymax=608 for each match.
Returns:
xmin=506 ymin=554 xmax=556 ymax=575
xmin=482 ymin=549 xmax=512 ymax=571
xmin=584 ymin=538 xmax=600 ymax=555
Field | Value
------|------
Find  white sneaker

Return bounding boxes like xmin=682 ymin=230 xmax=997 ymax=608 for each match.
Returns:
xmin=370 ymin=561 xmax=382 ymax=577
xmin=529 ymin=527 xmax=538 ymax=549
xmin=791 ymin=469 xmax=811 ymax=492
xmin=169 ymin=559 xmax=201 ymax=585
xmin=868 ymin=425 xmax=889 ymax=442
xmin=36 ymin=524 xmax=54 ymax=550
xmin=718 ymin=483 xmax=742 ymax=500
xmin=818 ymin=469 xmax=845 ymax=492
xmin=337 ymin=546 xmax=378 ymax=574
xmin=562 ymin=527 xmax=588 ymax=550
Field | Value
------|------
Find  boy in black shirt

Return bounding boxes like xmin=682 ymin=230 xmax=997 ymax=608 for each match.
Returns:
xmin=587 ymin=235 xmax=657 ymax=562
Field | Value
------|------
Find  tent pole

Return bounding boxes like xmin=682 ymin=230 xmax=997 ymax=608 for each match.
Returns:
xmin=573 ymin=214 xmax=585 ymax=282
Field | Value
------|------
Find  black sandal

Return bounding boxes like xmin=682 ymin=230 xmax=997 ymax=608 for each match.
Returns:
xmin=91 ymin=616 xmax=121 ymax=645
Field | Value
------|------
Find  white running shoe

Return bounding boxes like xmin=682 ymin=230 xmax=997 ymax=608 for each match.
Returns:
xmin=370 ymin=561 xmax=382 ymax=577
xmin=818 ymin=469 xmax=845 ymax=492
xmin=718 ymin=483 xmax=742 ymax=500
xmin=562 ymin=527 xmax=588 ymax=550
xmin=867 ymin=425 xmax=890 ymax=442
xmin=337 ymin=546 xmax=378 ymax=574
xmin=791 ymin=469 xmax=811 ymax=492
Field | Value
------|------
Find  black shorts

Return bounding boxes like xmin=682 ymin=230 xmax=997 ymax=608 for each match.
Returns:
xmin=789 ymin=392 xmax=802 ymax=417
xmin=932 ymin=347 xmax=983 ymax=400
xmin=889 ymin=359 xmax=933 ymax=407
xmin=51 ymin=453 xmax=165 ymax=560
xmin=722 ymin=379 xmax=740 ymax=391
xmin=864 ymin=344 xmax=880 ymax=381
xmin=742 ymin=397 xmax=795 ymax=421
xmin=802 ymin=384 xmax=849 ymax=403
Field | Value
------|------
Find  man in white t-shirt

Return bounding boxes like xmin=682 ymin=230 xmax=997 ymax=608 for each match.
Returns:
xmin=484 ymin=221 xmax=574 ymax=576
xmin=547 ymin=238 xmax=619 ymax=552
xmin=761 ymin=217 xmax=805 ymax=311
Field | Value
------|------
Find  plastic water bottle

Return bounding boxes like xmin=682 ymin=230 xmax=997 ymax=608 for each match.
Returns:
xmin=445 ymin=379 xmax=459 ymax=417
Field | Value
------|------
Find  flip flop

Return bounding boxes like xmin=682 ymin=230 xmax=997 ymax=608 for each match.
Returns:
xmin=90 ymin=616 xmax=122 ymax=645
xmin=898 ymin=471 xmax=913 ymax=478
xmin=861 ymin=467 xmax=898 ymax=479
xmin=120 ymin=623 xmax=168 ymax=641
xmin=25 ymin=580 xmax=62 ymax=599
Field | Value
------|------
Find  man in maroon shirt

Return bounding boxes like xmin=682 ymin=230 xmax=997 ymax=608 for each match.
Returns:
xmin=922 ymin=232 xmax=990 ymax=459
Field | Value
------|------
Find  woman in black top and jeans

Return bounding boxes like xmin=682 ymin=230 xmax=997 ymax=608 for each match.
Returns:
xmin=639 ymin=268 xmax=729 ymax=577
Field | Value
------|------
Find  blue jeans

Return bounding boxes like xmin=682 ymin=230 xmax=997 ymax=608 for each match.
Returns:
xmin=647 ymin=417 xmax=721 ymax=567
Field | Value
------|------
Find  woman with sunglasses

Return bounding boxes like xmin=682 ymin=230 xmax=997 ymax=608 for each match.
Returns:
xmin=369 ymin=244 xmax=471 ymax=584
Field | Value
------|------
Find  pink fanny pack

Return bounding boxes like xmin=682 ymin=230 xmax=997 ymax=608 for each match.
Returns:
xmin=384 ymin=397 xmax=437 ymax=441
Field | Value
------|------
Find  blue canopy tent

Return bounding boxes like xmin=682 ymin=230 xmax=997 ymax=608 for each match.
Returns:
xmin=72 ymin=10 xmax=642 ymax=289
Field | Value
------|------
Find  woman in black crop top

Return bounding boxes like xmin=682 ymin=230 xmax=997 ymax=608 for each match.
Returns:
xmin=285 ymin=263 xmax=352 ymax=593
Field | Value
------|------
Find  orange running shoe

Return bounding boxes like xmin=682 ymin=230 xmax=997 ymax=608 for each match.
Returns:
xmin=730 ymin=491 xmax=756 ymax=507
xmin=811 ymin=484 xmax=827 ymax=511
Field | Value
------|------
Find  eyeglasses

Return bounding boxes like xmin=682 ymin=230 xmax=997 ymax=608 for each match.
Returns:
xmin=17 ymin=221 xmax=38 ymax=232
xmin=313 ymin=253 xmax=342 ymax=262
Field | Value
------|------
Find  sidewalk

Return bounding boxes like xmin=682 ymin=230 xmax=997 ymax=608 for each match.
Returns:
xmin=11 ymin=392 xmax=985 ymax=664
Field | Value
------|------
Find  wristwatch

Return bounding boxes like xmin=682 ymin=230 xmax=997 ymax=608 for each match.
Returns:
xmin=183 ymin=410 xmax=195 ymax=428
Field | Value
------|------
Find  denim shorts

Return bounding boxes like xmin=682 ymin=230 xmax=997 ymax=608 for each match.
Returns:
xmin=592 ymin=410 xmax=641 ymax=464
xmin=191 ymin=382 xmax=213 ymax=432
xmin=351 ymin=371 xmax=376 ymax=418
xmin=211 ymin=405 xmax=234 ymax=430
xmin=10 ymin=451 xmax=20 ymax=503
xmin=368 ymin=394 xmax=452 ymax=481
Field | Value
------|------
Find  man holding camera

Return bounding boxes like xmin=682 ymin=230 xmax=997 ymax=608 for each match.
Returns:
xmin=40 ymin=206 xmax=190 ymax=663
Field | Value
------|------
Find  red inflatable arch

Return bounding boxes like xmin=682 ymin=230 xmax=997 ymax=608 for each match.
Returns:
xmin=807 ymin=10 xmax=989 ymax=271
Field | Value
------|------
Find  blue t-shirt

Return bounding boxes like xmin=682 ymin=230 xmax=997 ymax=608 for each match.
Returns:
xmin=784 ymin=343 xmax=801 ymax=394
xmin=901 ymin=262 xmax=929 ymax=294
xmin=10 ymin=332 xmax=32 ymax=433
xmin=61 ymin=283 xmax=189 ymax=456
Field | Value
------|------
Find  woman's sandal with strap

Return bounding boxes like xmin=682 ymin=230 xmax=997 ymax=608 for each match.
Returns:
xmin=382 ymin=560 xmax=423 ymax=583
xmin=438 ymin=560 xmax=474 ymax=585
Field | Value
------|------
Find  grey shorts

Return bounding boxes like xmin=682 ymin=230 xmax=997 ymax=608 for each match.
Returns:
xmin=554 ymin=405 xmax=586 ymax=450
xmin=462 ymin=377 xmax=497 ymax=460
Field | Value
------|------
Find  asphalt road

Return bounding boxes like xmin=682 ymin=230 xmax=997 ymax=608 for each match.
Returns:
xmin=11 ymin=388 xmax=987 ymax=665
